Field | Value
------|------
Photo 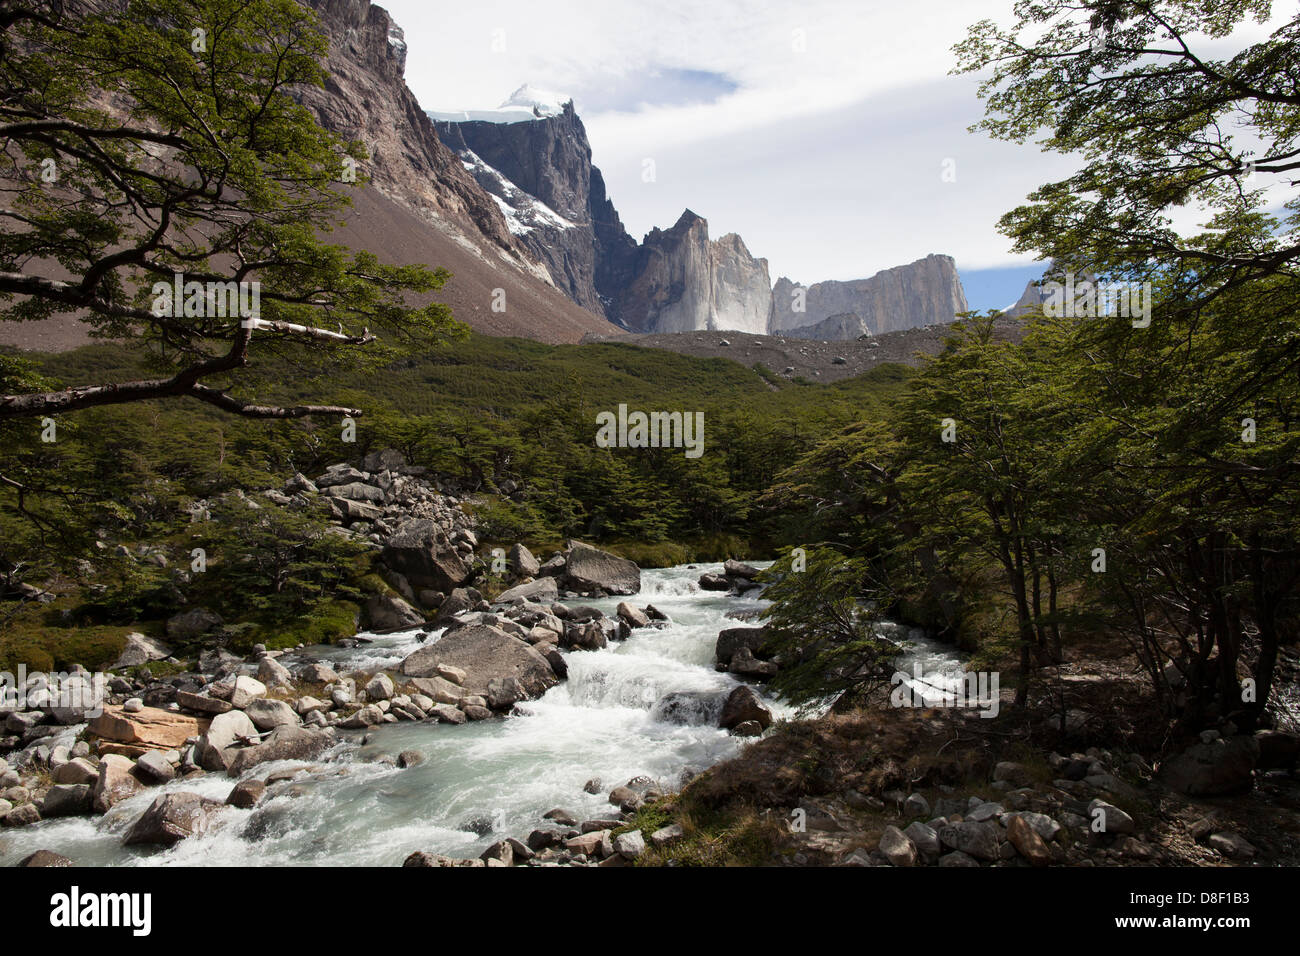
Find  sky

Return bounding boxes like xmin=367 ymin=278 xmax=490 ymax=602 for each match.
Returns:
xmin=380 ymin=0 xmax=1284 ymax=313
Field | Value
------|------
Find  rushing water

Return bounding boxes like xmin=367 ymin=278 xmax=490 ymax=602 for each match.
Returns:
xmin=0 ymin=563 xmax=958 ymax=867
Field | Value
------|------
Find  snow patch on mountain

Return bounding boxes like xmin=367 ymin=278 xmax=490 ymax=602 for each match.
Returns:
xmin=428 ymin=84 xmax=573 ymax=125
xmin=458 ymin=149 xmax=575 ymax=236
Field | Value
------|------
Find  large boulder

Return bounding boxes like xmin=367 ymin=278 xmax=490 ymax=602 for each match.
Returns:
xmin=42 ymin=784 xmax=94 ymax=818
xmin=399 ymin=624 xmax=558 ymax=699
xmin=209 ymin=675 xmax=266 ymax=710
xmin=1157 ymin=735 xmax=1260 ymax=796
xmin=88 ymin=706 xmax=199 ymax=753
xmin=723 ymin=559 xmax=761 ymax=580
xmin=508 ymin=543 xmax=541 ymax=578
xmin=715 ymin=627 xmax=771 ymax=666
xmin=224 ymin=725 xmax=334 ymax=777
xmin=329 ymin=481 xmax=384 ymax=503
xmin=196 ymin=710 xmax=260 ymax=772
xmin=719 ymin=685 xmax=772 ymax=731
xmin=365 ymin=593 xmax=425 ymax=630
xmin=244 ymin=698 xmax=302 ymax=732
xmin=124 ymin=792 xmax=223 ymax=846
xmin=112 ymin=633 xmax=173 ymax=669
xmin=561 ymin=541 xmax=640 ymax=596
xmin=495 ymin=578 xmax=558 ymax=605
xmin=92 ymin=754 xmax=142 ymax=814
xmin=381 ymin=519 xmax=471 ymax=593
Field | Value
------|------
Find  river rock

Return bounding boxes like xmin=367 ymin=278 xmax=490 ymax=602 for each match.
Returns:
xmin=175 ymin=690 xmax=233 ymax=715
xmin=649 ymin=823 xmax=683 ymax=848
xmin=904 ymin=793 xmax=931 ymax=818
xmin=225 ymin=725 xmax=334 ymax=777
xmin=698 ymin=573 xmax=730 ymax=591
xmin=496 ymin=577 xmax=559 ymax=604
xmin=715 ymin=627 xmax=770 ymax=666
xmin=728 ymin=646 xmax=778 ymax=680
xmin=381 ymin=518 xmax=471 ymax=593
xmin=298 ymin=662 xmax=340 ymax=684
xmin=124 ymin=792 xmax=223 ymax=846
xmin=938 ymin=821 xmax=1001 ymax=861
xmin=723 ymin=559 xmax=761 ymax=580
xmin=1006 ymin=813 xmax=1052 ymax=866
xmin=1008 ymin=811 xmax=1061 ymax=842
xmin=89 ymin=705 xmax=199 ymax=752
xmin=1086 ymin=799 xmax=1136 ymax=835
xmin=133 ymin=751 xmax=176 ymax=784
xmin=197 ymin=710 xmax=260 ymax=771
xmin=399 ymin=624 xmax=558 ymax=699
xmin=210 ymin=675 xmax=266 ymax=709
xmin=53 ymin=757 xmax=98 ymax=786
xmin=508 ymin=543 xmax=541 ymax=578
xmin=1157 ymin=735 xmax=1259 ymax=796
xmin=257 ymin=656 xmax=294 ymax=688
xmin=244 ymin=698 xmax=301 ymax=731
xmin=903 ymin=822 xmax=941 ymax=862
xmin=719 ymin=685 xmax=772 ymax=731
xmin=42 ymin=784 xmax=93 ymax=818
xmin=92 ymin=754 xmax=142 ymax=813
xmin=561 ymin=541 xmax=640 ymax=596
xmin=428 ymin=703 xmax=467 ymax=724
xmin=566 ymin=830 xmax=612 ymax=858
xmin=409 ymin=676 xmax=466 ymax=706
xmin=18 ymin=850 xmax=72 ymax=867
xmin=1208 ymin=831 xmax=1256 ymax=860
xmin=112 ymin=633 xmax=173 ymax=669
xmin=226 ymin=779 xmax=266 ymax=809
xmin=879 ymin=825 xmax=918 ymax=866
xmin=366 ymin=594 xmax=425 ymax=630
xmin=1 ymin=803 xmax=40 ymax=827
xmin=364 ymin=673 xmax=395 ymax=701
xmin=614 ymin=830 xmax=646 ymax=859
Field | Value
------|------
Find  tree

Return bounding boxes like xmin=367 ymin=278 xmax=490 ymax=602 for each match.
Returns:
xmin=0 ymin=0 xmax=461 ymax=421
xmin=954 ymin=0 xmax=1300 ymax=305
xmin=954 ymin=0 xmax=1300 ymax=729
xmin=758 ymin=547 xmax=898 ymax=710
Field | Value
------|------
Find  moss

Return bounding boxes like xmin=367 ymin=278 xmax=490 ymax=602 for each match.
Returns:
xmin=242 ymin=599 xmax=360 ymax=651
xmin=0 ymin=598 xmax=139 ymax=671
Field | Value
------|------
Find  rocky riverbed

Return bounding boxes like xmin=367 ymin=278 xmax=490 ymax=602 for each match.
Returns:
xmin=0 ymin=561 xmax=858 ymax=866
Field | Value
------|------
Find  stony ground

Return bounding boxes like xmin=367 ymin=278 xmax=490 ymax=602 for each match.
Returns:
xmin=580 ymin=317 xmax=1027 ymax=383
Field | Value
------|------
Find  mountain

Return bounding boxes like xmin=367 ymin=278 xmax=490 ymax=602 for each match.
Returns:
xmin=771 ymin=255 xmax=969 ymax=336
xmin=432 ymin=93 xmax=639 ymax=318
xmin=611 ymin=211 xmax=772 ymax=334
xmin=432 ymin=90 xmax=967 ymax=339
xmin=296 ymin=0 xmax=624 ymax=344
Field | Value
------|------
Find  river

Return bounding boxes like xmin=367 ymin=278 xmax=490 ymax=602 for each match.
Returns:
xmin=0 ymin=563 xmax=956 ymax=866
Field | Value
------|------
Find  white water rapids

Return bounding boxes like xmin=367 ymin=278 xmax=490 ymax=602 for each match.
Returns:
xmin=0 ymin=563 xmax=959 ymax=866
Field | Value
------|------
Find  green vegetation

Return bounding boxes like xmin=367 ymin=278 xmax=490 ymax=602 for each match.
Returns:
xmin=760 ymin=0 xmax=1300 ymax=734
xmin=0 ymin=331 xmax=910 ymax=668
